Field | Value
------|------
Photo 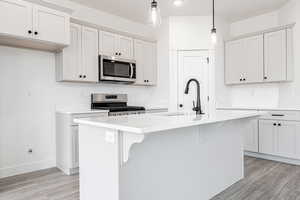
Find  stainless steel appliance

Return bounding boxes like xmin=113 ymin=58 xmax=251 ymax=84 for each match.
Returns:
xmin=91 ymin=94 xmax=145 ymax=116
xmin=99 ymin=55 xmax=136 ymax=83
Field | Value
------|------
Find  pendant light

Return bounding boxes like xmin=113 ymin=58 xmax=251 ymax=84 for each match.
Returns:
xmin=211 ymin=0 xmax=217 ymax=44
xmin=149 ymin=0 xmax=162 ymax=27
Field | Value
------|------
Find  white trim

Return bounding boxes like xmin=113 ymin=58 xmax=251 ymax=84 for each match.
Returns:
xmin=24 ymin=0 xmax=73 ymax=14
xmin=71 ymin=18 xmax=157 ymax=43
xmin=245 ymin=151 xmax=300 ymax=165
xmin=0 ymin=158 xmax=55 ymax=179
xmin=227 ymin=23 xmax=296 ymax=42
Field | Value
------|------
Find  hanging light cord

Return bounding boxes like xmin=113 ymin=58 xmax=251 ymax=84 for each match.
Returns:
xmin=212 ymin=0 xmax=215 ymax=29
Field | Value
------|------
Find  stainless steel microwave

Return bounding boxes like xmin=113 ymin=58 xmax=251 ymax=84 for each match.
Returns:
xmin=99 ymin=55 xmax=136 ymax=83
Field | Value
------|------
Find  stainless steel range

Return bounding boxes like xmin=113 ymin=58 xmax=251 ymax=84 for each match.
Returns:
xmin=91 ymin=94 xmax=146 ymax=116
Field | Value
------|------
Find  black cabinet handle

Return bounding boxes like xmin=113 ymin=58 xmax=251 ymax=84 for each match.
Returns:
xmin=278 ymin=123 xmax=282 ymax=126
xmin=264 ymin=77 xmax=268 ymax=80
xmin=79 ymin=75 xmax=82 ymax=78
xmin=179 ymin=104 xmax=183 ymax=108
xmin=115 ymin=52 xmax=118 ymax=55
xmin=28 ymin=30 xmax=32 ymax=34
xmin=34 ymin=31 xmax=38 ymax=35
xmin=240 ymin=78 xmax=242 ymax=82
xmin=243 ymin=78 xmax=246 ymax=81
xmin=83 ymin=75 xmax=86 ymax=78
xmin=119 ymin=53 xmax=122 ymax=56
xmin=273 ymin=123 xmax=277 ymax=126
xmin=271 ymin=114 xmax=285 ymax=117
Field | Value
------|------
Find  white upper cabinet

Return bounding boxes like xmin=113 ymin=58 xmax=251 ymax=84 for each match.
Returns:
xmin=225 ymin=35 xmax=264 ymax=84
xmin=81 ymin=26 xmax=99 ymax=82
xmin=225 ymin=25 xmax=294 ymax=85
xmin=56 ymin=23 xmax=82 ymax=82
xmin=264 ymin=30 xmax=287 ymax=82
xmin=56 ymin=24 xmax=99 ymax=83
xmin=244 ymin=35 xmax=264 ymax=83
xmin=99 ymin=31 xmax=118 ymax=57
xmin=119 ymin=35 xmax=134 ymax=60
xmin=99 ymin=31 xmax=134 ymax=60
xmin=0 ymin=0 xmax=70 ymax=51
xmin=33 ymin=5 xmax=70 ymax=45
xmin=0 ymin=0 xmax=32 ymax=38
xmin=225 ymin=39 xmax=245 ymax=84
xmin=134 ymin=40 xmax=157 ymax=86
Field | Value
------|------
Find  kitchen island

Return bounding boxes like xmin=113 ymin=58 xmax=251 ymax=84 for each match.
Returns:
xmin=75 ymin=110 xmax=261 ymax=200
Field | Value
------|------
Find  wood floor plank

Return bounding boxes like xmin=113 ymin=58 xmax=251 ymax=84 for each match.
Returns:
xmin=1 ymin=156 xmax=300 ymax=200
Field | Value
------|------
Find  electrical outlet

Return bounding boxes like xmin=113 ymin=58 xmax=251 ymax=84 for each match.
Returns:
xmin=28 ymin=149 xmax=33 ymax=154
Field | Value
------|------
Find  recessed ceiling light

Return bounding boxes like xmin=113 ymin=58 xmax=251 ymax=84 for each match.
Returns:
xmin=173 ymin=0 xmax=184 ymax=7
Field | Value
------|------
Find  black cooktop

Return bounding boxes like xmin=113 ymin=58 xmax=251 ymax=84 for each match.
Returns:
xmin=92 ymin=106 xmax=145 ymax=113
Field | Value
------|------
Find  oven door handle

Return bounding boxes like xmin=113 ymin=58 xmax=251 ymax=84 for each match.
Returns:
xmin=130 ymin=63 xmax=134 ymax=78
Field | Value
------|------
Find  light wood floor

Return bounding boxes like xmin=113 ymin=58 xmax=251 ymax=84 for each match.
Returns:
xmin=1 ymin=157 xmax=300 ymax=200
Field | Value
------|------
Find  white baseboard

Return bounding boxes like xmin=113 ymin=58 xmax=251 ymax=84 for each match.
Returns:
xmin=56 ymin=164 xmax=79 ymax=176
xmin=0 ymin=159 xmax=55 ymax=179
xmin=245 ymin=151 xmax=300 ymax=165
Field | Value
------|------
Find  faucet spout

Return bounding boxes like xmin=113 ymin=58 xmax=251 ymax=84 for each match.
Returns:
xmin=184 ymin=79 xmax=204 ymax=115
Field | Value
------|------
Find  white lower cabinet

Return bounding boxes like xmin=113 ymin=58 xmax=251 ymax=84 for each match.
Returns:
xmin=259 ymin=120 xmax=277 ymax=155
xmin=56 ymin=111 xmax=108 ymax=175
xmin=259 ymin=119 xmax=300 ymax=159
xmin=243 ymin=119 xmax=259 ymax=152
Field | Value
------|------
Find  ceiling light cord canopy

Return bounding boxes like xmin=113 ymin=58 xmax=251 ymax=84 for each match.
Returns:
xmin=211 ymin=0 xmax=217 ymax=44
xmin=149 ymin=0 xmax=162 ymax=27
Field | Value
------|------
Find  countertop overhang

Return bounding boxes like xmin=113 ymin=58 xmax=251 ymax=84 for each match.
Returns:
xmin=74 ymin=110 xmax=262 ymax=134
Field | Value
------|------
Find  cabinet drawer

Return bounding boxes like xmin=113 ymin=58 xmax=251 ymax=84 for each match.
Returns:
xmin=259 ymin=111 xmax=300 ymax=121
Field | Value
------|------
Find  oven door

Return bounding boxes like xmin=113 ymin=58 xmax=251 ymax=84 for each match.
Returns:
xmin=100 ymin=55 xmax=136 ymax=82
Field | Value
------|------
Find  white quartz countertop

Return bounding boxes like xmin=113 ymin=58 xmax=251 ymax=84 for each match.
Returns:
xmin=56 ymin=109 xmax=109 ymax=115
xmin=217 ymin=106 xmax=300 ymax=112
xmin=74 ymin=110 xmax=262 ymax=134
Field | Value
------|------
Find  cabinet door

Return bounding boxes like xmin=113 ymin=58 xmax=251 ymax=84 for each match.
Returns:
xmin=119 ymin=35 xmax=134 ymax=60
xmin=134 ymin=40 xmax=157 ymax=86
xmin=243 ymin=119 xmax=259 ymax=152
xmin=264 ymin=30 xmax=287 ymax=82
xmin=143 ymin=42 xmax=157 ymax=85
xmin=259 ymin=120 xmax=277 ymax=155
xmin=244 ymin=35 xmax=264 ymax=83
xmin=0 ymin=0 xmax=32 ymax=38
xmin=60 ymin=23 xmax=82 ymax=81
xmin=99 ymin=31 xmax=118 ymax=56
xmin=71 ymin=125 xmax=79 ymax=168
xmin=277 ymin=121 xmax=299 ymax=159
xmin=225 ymin=39 xmax=244 ymax=84
xmin=33 ymin=5 xmax=70 ymax=45
xmin=81 ymin=26 xmax=99 ymax=82
xmin=134 ymin=40 xmax=145 ymax=84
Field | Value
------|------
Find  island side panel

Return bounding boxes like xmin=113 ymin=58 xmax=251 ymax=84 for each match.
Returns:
xmin=79 ymin=125 xmax=120 ymax=200
xmin=120 ymin=119 xmax=246 ymax=200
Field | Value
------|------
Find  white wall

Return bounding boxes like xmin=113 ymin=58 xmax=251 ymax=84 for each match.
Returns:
xmin=277 ymin=0 xmax=300 ymax=108
xmin=0 ymin=0 xmax=168 ymax=178
xmin=228 ymin=12 xmax=280 ymax=108
xmin=221 ymin=3 xmax=300 ymax=109
xmin=168 ymin=16 xmax=230 ymax=112
xmin=230 ymin=12 xmax=279 ymax=37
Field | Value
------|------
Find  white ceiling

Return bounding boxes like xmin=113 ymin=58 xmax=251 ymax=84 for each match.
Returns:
xmin=69 ymin=0 xmax=289 ymax=24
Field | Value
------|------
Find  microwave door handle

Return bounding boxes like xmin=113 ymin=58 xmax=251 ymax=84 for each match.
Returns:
xmin=130 ymin=64 xmax=134 ymax=78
